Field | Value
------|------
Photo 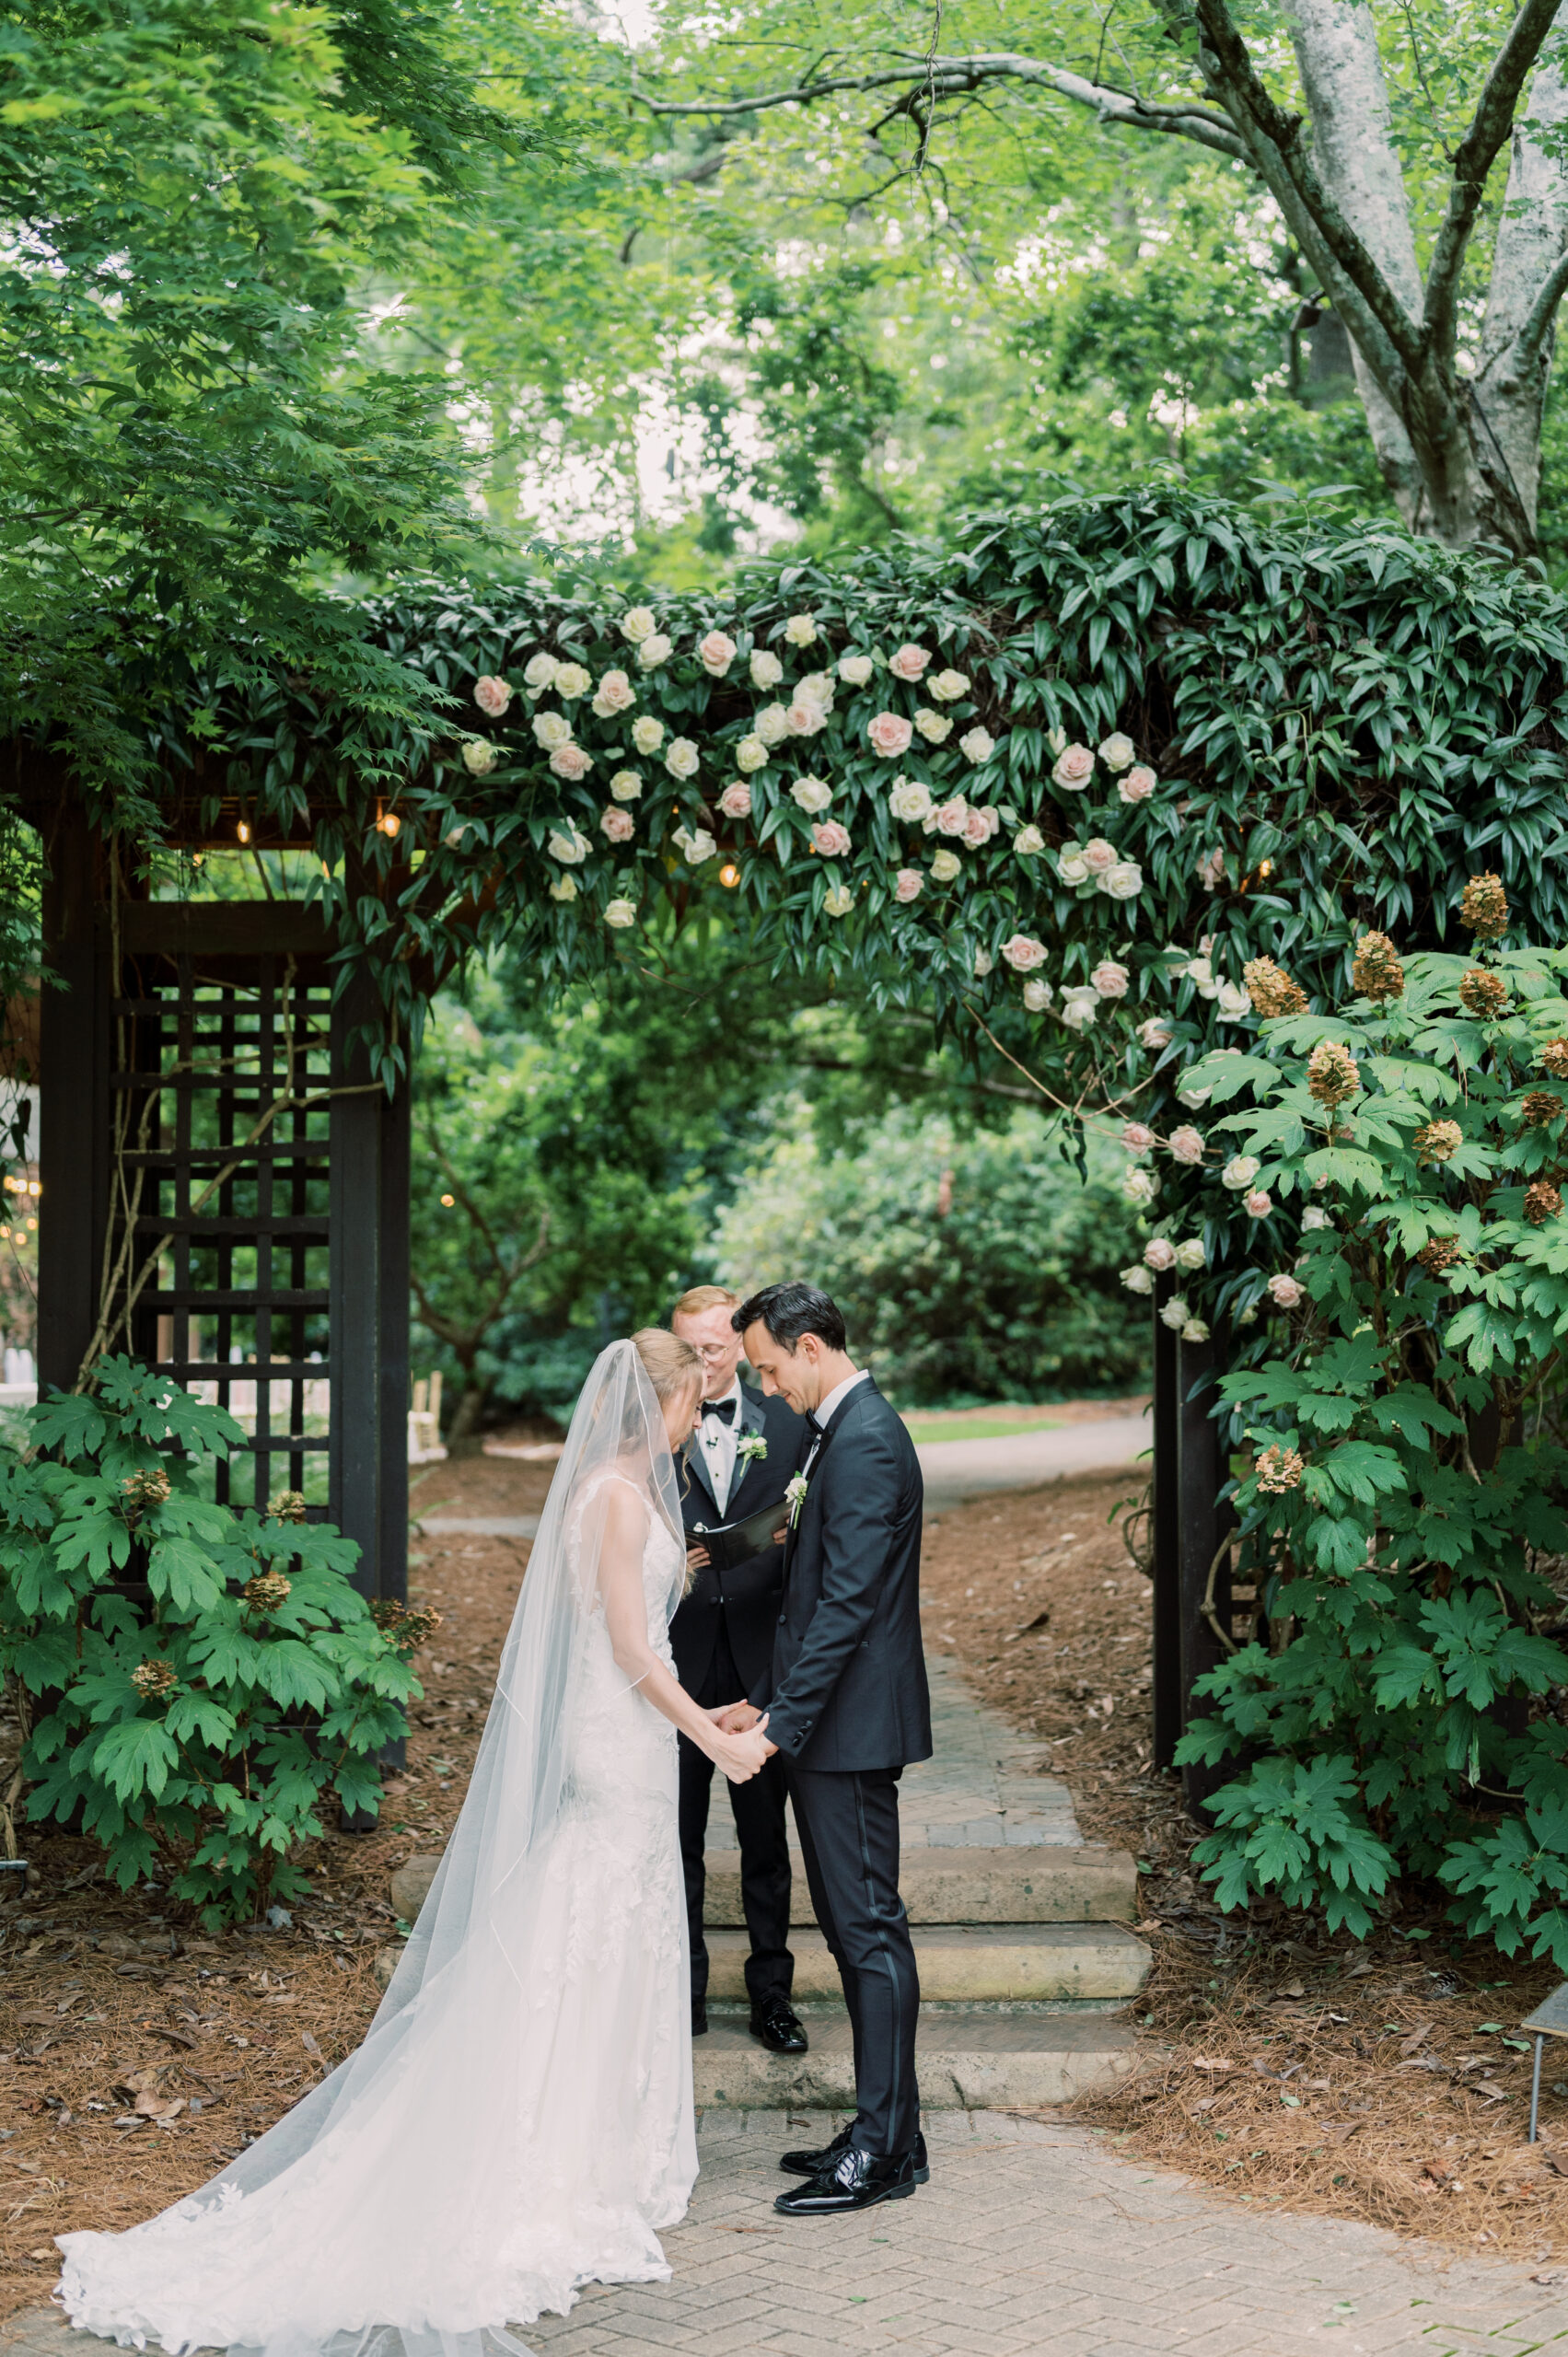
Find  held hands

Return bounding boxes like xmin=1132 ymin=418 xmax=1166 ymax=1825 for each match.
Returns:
xmin=685 ymin=1543 xmax=711 ymax=1573
xmin=709 ymin=1700 xmax=761 ymax=1735
xmin=714 ymin=1713 xmax=774 ymax=1784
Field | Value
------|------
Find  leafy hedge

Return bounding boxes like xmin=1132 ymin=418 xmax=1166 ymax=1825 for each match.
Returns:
xmin=1171 ymin=904 xmax=1568 ymax=1964
xmin=0 ymin=1361 xmax=420 ymax=1923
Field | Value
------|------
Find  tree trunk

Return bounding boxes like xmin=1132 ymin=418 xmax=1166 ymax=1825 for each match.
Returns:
xmin=1476 ymin=8 xmax=1568 ymax=540
xmin=445 ymin=1364 xmax=490 ymax=1459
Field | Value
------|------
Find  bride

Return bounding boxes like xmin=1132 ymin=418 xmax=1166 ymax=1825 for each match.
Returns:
xmin=57 ymin=1329 xmax=773 ymax=2357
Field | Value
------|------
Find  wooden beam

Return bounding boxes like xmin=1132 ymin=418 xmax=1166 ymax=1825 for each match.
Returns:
xmin=1150 ymin=1276 xmax=1183 ymax=1769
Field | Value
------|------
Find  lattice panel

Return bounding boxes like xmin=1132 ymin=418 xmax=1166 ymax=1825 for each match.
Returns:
xmin=111 ymin=951 xmax=335 ymax=1514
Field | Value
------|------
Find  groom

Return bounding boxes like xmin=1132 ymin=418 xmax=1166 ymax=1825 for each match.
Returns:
xmin=716 ymin=1282 xmax=932 ymax=2215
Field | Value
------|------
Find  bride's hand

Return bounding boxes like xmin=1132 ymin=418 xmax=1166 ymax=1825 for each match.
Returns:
xmin=715 ymin=1723 xmax=773 ymax=1784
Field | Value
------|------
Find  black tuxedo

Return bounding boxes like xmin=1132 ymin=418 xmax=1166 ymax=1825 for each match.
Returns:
xmin=751 ymin=1373 xmax=931 ymax=2156
xmin=670 ymin=1381 xmax=809 ymax=2010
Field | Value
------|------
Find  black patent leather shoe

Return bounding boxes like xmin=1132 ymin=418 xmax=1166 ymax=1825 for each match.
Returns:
xmin=749 ymin=1998 xmax=808 ymax=2054
xmin=773 ymin=2143 xmax=920 ymax=2214
xmin=691 ymin=1997 xmax=708 ymax=2037
xmin=781 ymin=2126 xmax=928 ymax=2183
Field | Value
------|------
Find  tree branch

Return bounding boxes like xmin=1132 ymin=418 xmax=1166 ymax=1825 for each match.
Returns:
xmin=638 ymin=52 xmax=1247 ymax=161
xmin=1423 ymin=0 xmax=1564 ymax=362
xmin=1516 ymin=238 xmax=1568 ymax=361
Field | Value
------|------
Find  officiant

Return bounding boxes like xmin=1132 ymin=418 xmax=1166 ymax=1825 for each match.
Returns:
xmin=669 ymin=1283 xmax=810 ymax=2055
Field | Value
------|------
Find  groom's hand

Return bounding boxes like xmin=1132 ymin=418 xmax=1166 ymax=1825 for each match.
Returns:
xmin=710 ymin=1701 xmax=761 ymax=1733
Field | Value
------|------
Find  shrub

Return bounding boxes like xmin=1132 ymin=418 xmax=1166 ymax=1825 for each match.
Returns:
xmin=0 ymin=1360 xmax=418 ymax=1923
xmin=1171 ymin=906 xmax=1568 ymax=1962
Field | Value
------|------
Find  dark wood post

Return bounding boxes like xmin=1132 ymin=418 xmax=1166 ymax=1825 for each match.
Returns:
xmin=38 ymin=799 xmax=108 ymax=1394
xmin=1177 ymin=1317 xmax=1235 ymax=1817
xmin=1150 ymin=1274 xmax=1182 ymax=1768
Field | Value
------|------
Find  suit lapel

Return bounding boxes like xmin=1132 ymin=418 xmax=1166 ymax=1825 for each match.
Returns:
xmin=782 ymin=1376 xmax=872 ymax=1577
xmin=682 ymin=1430 xmax=721 ymax=1518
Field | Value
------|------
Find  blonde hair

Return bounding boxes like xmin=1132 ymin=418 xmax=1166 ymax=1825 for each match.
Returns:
xmin=670 ymin=1284 xmax=740 ymax=1322
xmin=633 ymin=1327 xmax=703 ymax=1404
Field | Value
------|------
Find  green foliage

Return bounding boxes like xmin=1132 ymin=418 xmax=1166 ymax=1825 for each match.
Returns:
xmin=1171 ymin=928 xmax=1568 ymax=1962
xmin=715 ymin=1105 xmax=1150 ymax=1404
xmin=0 ymin=1359 xmax=415 ymax=1922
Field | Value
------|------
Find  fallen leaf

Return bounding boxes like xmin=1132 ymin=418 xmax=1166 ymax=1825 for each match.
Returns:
xmin=148 ymin=2026 xmax=196 ymax=2049
xmin=28 ymin=2248 xmax=53 ymax=2263
xmin=1346 ymin=1961 xmax=1374 ymax=1980
xmin=1399 ymin=2022 xmax=1432 ymax=2058
xmin=301 ymin=2031 xmax=321 ymax=2057
xmin=1191 ymin=2057 xmax=1235 ymax=2074
xmin=1272 ymin=1981 xmax=1306 ymax=2003
xmin=1533 ymin=2269 xmax=1568 ymax=2285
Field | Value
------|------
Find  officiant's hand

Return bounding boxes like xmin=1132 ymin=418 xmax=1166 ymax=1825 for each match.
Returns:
xmin=685 ymin=1542 xmax=711 ymax=1573
xmin=710 ymin=1700 xmax=761 ymax=1734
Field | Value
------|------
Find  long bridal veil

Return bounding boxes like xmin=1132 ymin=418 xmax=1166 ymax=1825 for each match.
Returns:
xmin=57 ymin=1340 xmax=692 ymax=2357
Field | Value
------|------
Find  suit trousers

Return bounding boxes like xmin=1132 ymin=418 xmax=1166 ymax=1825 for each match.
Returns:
xmin=677 ymin=1622 xmax=793 ymax=2008
xmin=787 ymin=1762 xmax=921 ymax=2157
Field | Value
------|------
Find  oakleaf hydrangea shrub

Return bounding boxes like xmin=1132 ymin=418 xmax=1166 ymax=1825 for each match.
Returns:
xmin=0 ymin=1359 xmax=419 ymax=1923
xmin=1171 ymin=883 xmax=1568 ymax=1963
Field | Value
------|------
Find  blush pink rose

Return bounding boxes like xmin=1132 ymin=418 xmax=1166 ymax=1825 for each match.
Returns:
xmin=1083 ymin=837 xmax=1118 ymax=874
xmin=1197 ymin=847 xmax=1226 ymax=890
xmin=1052 ymin=743 xmax=1096 ymax=791
xmin=1119 ymin=764 xmax=1157 ymax=804
xmin=718 ymin=781 xmax=752 ymax=819
xmin=1167 ymin=1124 xmax=1205 ymax=1166
xmin=934 ymin=797 xmax=970 ymax=837
xmin=473 ymin=674 xmax=513 ymax=718
xmin=868 ymin=711 xmax=914 ymax=758
xmin=549 ymin=743 xmax=594 ymax=781
xmin=698 ymin=629 xmax=737 ymax=677
xmin=811 ymin=819 xmax=852 ymax=857
xmin=786 ymin=698 xmax=829 ymax=737
xmin=1001 ymin=933 xmax=1048 ymax=972
xmin=894 ymin=868 xmax=923 ymax=902
xmin=1267 ymin=1272 xmax=1304 ymax=1307
xmin=1138 ymin=1016 xmax=1172 ymax=1051
xmin=1143 ymin=1237 xmax=1177 ymax=1272
xmin=1244 ymin=1189 xmax=1273 ymax=1220
xmin=961 ymin=807 xmax=995 ymax=848
xmin=888 ymin=643 xmax=932 ymax=682
xmin=1121 ymin=1121 xmax=1156 ymax=1157
xmin=1090 ymin=959 xmax=1130 ymax=998
xmin=599 ymin=807 xmax=634 ymax=842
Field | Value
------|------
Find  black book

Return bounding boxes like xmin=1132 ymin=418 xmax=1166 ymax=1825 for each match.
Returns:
xmin=690 ymin=1492 xmax=791 ymax=1573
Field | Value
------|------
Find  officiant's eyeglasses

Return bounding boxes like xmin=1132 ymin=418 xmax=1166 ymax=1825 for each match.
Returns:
xmin=689 ymin=1340 xmax=735 ymax=1364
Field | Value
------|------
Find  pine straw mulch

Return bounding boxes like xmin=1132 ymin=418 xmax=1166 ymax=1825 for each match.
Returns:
xmin=921 ymin=1469 xmax=1568 ymax=2277
xmin=0 ymin=1443 xmax=552 ymax=2320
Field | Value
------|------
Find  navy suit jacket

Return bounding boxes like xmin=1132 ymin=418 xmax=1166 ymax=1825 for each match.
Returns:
xmin=751 ymin=1374 xmax=932 ymax=1773
xmin=669 ymin=1382 xmax=809 ymax=1696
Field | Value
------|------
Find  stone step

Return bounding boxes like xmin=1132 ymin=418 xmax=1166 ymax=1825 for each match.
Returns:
xmin=705 ymin=1921 xmax=1149 ymax=2003
xmin=703 ymin=1842 xmax=1136 ymax=1928
xmin=692 ymin=2004 xmax=1137 ymax=2108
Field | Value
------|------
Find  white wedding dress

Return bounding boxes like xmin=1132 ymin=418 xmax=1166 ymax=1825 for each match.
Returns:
xmin=57 ymin=1344 xmax=697 ymax=2357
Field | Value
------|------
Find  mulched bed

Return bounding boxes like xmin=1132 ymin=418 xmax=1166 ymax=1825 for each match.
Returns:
xmin=921 ymin=1469 xmax=1568 ymax=2271
xmin=6 ymin=1434 xmax=1568 ymax=2302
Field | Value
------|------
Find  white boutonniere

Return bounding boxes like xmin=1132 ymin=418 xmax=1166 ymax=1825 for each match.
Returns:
xmin=784 ymin=1471 xmax=809 ymax=1528
xmin=736 ymin=1432 xmax=768 ymax=1464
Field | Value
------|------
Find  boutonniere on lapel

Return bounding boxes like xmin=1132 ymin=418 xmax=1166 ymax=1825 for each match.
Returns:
xmin=784 ymin=1471 xmax=809 ymax=1528
xmin=736 ymin=1432 xmax=768 ymax=1465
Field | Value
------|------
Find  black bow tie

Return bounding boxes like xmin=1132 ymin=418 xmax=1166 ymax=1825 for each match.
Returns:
xmin=702 ymin=1396 xmax=738 ymax=1424
xmin=805 ymin=1411 xmax=824 ymax=1438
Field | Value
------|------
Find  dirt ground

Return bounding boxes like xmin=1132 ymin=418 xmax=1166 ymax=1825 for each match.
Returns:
xmin=4 ymin=1434 xmax=1568 ymax=2305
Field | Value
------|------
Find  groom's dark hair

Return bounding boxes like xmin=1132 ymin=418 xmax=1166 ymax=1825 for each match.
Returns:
xmin=733 ymin=1282 xmax=848 ymax=1353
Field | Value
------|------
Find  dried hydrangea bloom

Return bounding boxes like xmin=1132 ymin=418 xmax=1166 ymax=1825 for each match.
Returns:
xmin=267 ymin=1489 xmax=309 ymax=1524
xmin=1459 ymin=871 xmax=1509 ymax=940
xmin=1255 ymin=1444 xmax=1306 ymax=1494
xmin=1416 ymin=1237 xmax=1461 ymax=1274
xmin=130 ymin=1659 xmax=179 ymax=1700
xmin=1243 ymin=956 xmax=1307 ymax=1018
xmin=122 ymin=1466 xmax=171 ymax=1516
xmin=1352 ymin=931 xmax=1405 ymax=1002
xmin=1307 ymin=1039 xmax=1361 ymax=1109
xmin=1414 ymin=1119 xmax=1463 ymax=1164
xmin=1539 ymin=1039 xmax=1568 ymax=1078
xmin=372 ymin=1598 xmax=445 ymax=1651
xmin=1525 ymin=1179 xmax=1564 ymax=1226
xmin=1518 ymin=1090 xmax=1563 ymax=1129
xmin=1458 ymin=967 xmax=1508 ymax=1018
xmin=241 ymin=1571 xmax=294 ymax=1613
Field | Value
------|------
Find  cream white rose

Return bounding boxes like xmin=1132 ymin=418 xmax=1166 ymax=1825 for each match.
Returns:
xmin=1158 ymin=1295 xmax=1190 ymax=1331
xmin=1121 ymin=1163 xmax=1156 ymax=1203
xmin=973 ymin=946 xmax=994 ymax=978
xmin=549 ymin=874 xmax=577 ymax=901
xmin=962 ymin=806 xmax=999 ymax=849
xmin=552 ymin=661 xmax=591 ymax=701
xmin=1180 ymin=1317 xmax=1211 ymax=1344
xmin=532 ymin=710 xmax=573 ymax=751
xmin=1014 ymin=825 xmax=1045 ymax=856
xmin=549 ymin=743 xmax=593 ymax=781
xmin=889 ymin=776 xmax=934 ymax=823
xmin=928 ymin=668 xmax=969 ymax=702
xmin=610 ymin=769 xmax=643 ymax=803
xmin=1002 ymin=933 xmax=1048 ymax=972
xmin=664 ymin=737 xmax=700 ymax=780
xmin=1023 ymin=977 xmax=1053 ymax=1012
xmin=672 ymin=825 xmax=716 ymax=865
xmin=823 ymin=881 xmax=855 ymax=918
xmin=619 ymin=606 xmax=656 ymax=645
xmin=786 ymin=697 xmax=830 ymax=737
xmin=1137 ymin=1017 xmax=1172 ymax=1051
xmin=718 ymin=781 xmax=752 ymax=819
xmin=1121 ymin=1265 xmax=1155 ymax=1296
xmin=931 ymin=848 xmax=962 ymax=883
xmin=636 ymin=633 xmax=673 ymax=670
xmin=1216 ymin=981 xmax=1250 ymax=1021
xmin=604 ymin=898 xmax=637 ymax=929
xmin=632 ymin=715 xmax=664 ymax=754
xmin=915 ymin=709 xmax=953 ymax=744
xmin=1174 ymin=1239 xmax=1207 ymax=1272
xmin=1167 ymin=1125 xmax=1204 ymax=1166
xmin=547 ymin=825 xmax=589 ymax=865
xmin=1244 ymin=1189 xmax=1273 ymax=1219
xmin=934 ymin=797 xmax=970 ymax=837
xmin=523 ymin=651 xmax=559 ymax=693
xmin=1221 ymin=1155 xmax=1261 ymax=1191
xmin=1301 ymin=1205 xmax=1332 ymax=1232
xmin=1090 ymin=959 xmax=1130 ymax=998
xmin=1098 ymin=732 xmax=1136 ymax=772
xmin=736 ymin=736 xmax=769 ymax=773
xmin=783 ymin=612 xmax=818 ymax=646
xmin=1063 ymin=988 xmax=1101 ymax=1032
xmin=599 ymin=807 xmax=634 ymax=843
xmin=958 ymin=726 xmax=995 ymax=765
xmin=461 ymin=738 xmax=497 ymax=776
xmin=750 ymin=648 xmax=784 ymax=691
xmin=1144 ymin=1238 xmax=1177 ymax=1271
xmin=754 ymin=702 xmax=791 ymax=748
xmin=838 ymin=653 xmax=874 ymax=687
xmin=473 ymin=674 xmax=512 ymax=718
xmin=1119 ymin=764 xmax=1157 ymax=804
xmin=791 ymin=777 xmax=833 ymax=814
xmin=1083 ymin=838 xmax=1117 ymax=873
xmin=1101 ymin=862 xmax=1143 ymax=900
xmin=889 ymin=644 xmax=931 ymax=682
xmin=894 ymin=868 xmax=923 ymax=902
xmin=1057 ymin=845 xmax=1090 ymax=886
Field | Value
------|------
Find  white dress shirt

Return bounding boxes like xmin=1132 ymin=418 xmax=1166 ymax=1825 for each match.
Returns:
xmin=698 ymin=1376 xmax=743 ymax=1514
xmin=804 ymin=1366 xmax=870 ymax=1472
